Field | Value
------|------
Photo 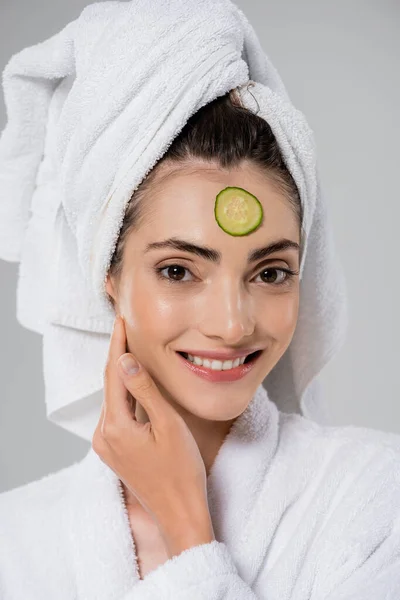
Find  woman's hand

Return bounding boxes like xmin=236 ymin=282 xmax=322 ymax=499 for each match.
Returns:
xmin=92 ymin=315 xmax=215 ymax=557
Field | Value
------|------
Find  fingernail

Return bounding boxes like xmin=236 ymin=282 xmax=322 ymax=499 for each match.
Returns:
xmin=120 ymin=354 xmax=139 ymax=375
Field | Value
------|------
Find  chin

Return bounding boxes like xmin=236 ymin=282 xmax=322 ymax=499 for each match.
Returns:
xmin=159 ymin=378 xmax=261 ymax=422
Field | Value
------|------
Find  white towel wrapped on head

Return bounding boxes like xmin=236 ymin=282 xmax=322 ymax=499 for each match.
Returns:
xmin=0 ymin=0 xmax=348 ymax=440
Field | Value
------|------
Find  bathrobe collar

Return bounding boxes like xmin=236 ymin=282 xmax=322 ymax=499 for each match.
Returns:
xmin=66 ymin=384 xmax=279 ymax=599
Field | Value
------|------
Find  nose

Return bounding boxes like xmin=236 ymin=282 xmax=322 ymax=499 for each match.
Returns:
xmin=198 ymin=279 xmax=256 ymax=345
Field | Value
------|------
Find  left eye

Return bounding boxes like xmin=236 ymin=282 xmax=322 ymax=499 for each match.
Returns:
xmin=254 ymin=268 xmax=289 ymax=285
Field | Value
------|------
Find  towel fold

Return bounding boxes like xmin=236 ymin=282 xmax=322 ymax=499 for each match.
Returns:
xmin=0 ymin=0 xmax=348 ymax=440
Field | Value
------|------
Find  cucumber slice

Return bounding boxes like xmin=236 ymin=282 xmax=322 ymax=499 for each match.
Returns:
xmin=214 ymin=187 xmax=263 ymax=236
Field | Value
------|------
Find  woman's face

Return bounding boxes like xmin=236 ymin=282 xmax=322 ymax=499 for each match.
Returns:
xmin=106 ymin=160 xmax=300 ymax=422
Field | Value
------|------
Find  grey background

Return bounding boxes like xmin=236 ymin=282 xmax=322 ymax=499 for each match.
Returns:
xmin=0 ymin=0 xmax=399 ymax=493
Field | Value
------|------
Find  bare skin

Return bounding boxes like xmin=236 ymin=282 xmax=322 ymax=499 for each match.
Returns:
xmin=124 ymin=490 xmax=170 ymax=579
xmin=103 ymin=159 xmax=301 ymax=575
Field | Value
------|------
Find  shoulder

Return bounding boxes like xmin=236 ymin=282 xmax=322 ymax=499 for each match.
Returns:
xmin=0 ymin=454 xmax=86 ymax=592
xmin=277 ymin=412 xmax=400 ymax=539
xmin=278 ymin=411 xmax=400 ymax=495
xmin=271 ymin=413 xmax=400 ymax=593
xmin=0 ymin=456 xmax=81 ymax=518
xmin=274 ymin=410 xmax=400 ymax=524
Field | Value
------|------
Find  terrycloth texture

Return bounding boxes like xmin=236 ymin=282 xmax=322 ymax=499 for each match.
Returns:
xmin=0 ymin=0 xmax=348 ymax=441
xmin=1 ymin=385 xmax=400 ymax=599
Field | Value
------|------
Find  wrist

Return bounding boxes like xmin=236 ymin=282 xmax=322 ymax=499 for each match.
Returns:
xmin=162 ymin=521 xmax=216 ymax=558
xmin=157 ymin=507 xmax=216 ymax=558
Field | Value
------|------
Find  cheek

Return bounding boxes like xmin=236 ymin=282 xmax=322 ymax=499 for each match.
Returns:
xmin=261 ymin=293 xmax=299 ymax=339
xmin=121 ymin=275 xmax=191 ymax=338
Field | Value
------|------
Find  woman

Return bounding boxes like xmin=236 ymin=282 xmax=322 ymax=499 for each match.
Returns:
xmin=0 ymin=1 xmax=399 ymax=598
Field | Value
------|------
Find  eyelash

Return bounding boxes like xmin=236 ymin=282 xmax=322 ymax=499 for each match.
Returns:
xmin=155 ymin=264 xmax=299 ymax=287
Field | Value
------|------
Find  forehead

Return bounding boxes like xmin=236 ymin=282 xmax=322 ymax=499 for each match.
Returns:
xmin=137 ymin=161 xmax=300 ymax=246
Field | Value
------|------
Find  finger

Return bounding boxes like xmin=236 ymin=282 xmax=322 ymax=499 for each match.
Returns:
xmin=104 ymin=315 xmax=134 ymax=425
xmin=117 ymin=352 xmax=176 ymax=430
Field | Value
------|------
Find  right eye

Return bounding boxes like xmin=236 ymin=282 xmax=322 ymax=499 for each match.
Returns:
xmin=156 ymin=264 xmax=195 ymax=283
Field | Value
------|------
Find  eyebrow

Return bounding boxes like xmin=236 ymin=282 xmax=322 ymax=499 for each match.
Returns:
xmin=145 ymin=237 xmax=300 ymax=264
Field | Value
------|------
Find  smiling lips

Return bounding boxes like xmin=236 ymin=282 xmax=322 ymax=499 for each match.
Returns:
xmin=176 ymin=349 xmax=262 ymax=382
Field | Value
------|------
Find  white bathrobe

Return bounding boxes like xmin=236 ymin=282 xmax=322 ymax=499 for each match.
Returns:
xmin=1 ymin=384 xmax=399 ymax=599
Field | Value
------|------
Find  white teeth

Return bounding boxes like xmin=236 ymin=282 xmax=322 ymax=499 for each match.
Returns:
xmin=222 ymin=360 xmax=234 ymax=370
xmin=211 ymin=360 xmax=223 ymax=370
xmin=182 ymin=353 xmax=250 ymax=370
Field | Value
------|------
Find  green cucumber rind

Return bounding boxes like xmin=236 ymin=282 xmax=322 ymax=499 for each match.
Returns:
xmin=214 ymin=186 xmax=263 ymax=236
